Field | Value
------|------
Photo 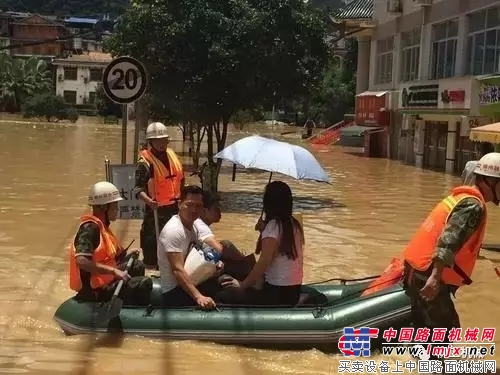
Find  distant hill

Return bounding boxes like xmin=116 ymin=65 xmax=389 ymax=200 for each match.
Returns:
xmin=0 ymin=0 xmax=129 ymax=17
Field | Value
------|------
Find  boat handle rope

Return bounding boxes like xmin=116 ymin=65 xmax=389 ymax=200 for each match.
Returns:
xmin=305 ymin=274 xmax=380 ymax=286
xmin=316 ymin=274 xmax=406 ymax=308
xmin=140 ymin=273 xmax=406 ymax=316
xmin=142 ymin=272 xmax=401 ymax=313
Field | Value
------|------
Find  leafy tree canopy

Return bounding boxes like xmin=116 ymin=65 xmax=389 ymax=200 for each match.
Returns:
xmin=105 ymin=0 xmax=330 ymax=124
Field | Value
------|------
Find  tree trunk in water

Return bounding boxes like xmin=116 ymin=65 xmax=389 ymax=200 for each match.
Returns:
xmin=136 ymin=96 xmax=150 ymax=151
xmin=191 ymin=123 xmax=206 ymax=169
xmin=201 ymin=122 xmax=219 ymax=192
xmin=202 ymin=117 xmax=230 ymax=193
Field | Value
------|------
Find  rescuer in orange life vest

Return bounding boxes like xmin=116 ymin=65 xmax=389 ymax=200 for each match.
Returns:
xmin=133 ymin=122 xmax=184 ymax=269
xmin=402 ymin=152 xmax=500 ymax=345
xmin=70 ymin=181 xmax=152 ymax=305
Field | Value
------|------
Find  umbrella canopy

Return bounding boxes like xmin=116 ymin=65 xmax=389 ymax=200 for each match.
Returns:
xmin=214 ymin=135 xmax=330 ymax=183
xmin=469 ymin=122 xmax=500 ymax=144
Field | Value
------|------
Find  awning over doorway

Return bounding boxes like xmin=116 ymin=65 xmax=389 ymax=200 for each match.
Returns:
xmin=477 ymin=74 xmax=500 ymax=82
xmin=469 ymin=122 xmax=500 ymax=144
xmin=356 ymin=91 xmax=388 ymax=97
xmin=340 ymin=125 xmax=382 ymax=137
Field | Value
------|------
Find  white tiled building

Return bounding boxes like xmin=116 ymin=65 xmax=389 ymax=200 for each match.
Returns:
xmin=52 ymin=52 xmax=112 ymax=106
xmin=334 ymin=0 xmax=500 ymax=174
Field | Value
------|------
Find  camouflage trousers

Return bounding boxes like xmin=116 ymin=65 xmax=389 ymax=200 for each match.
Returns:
xmin=76 ymin=253 xmax=152 ymax=306
xmin=403 ymin=262 xmax=460 ymax=362
xmin=140 ymin=204 xmax=179 ymax=267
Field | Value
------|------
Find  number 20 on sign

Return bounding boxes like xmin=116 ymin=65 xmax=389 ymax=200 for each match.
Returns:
xmin=102 ymin=56 xmax=148 ymax=105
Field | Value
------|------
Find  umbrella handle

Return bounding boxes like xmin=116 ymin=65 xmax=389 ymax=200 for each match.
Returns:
xmin=255 ymin=172 xmax=273 ymax=222
xmin=232 ymin=164 xmax=236 ymax=182
xmin=257 ymin=172 xmax=273 ymax=219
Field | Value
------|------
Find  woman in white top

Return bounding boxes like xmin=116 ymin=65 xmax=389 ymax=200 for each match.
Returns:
xmin=220 ymin=181 xmax=304 ymax=306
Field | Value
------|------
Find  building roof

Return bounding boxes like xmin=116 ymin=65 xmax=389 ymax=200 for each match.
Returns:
xmin=12 ymin=14 xmax=63 ymax=26
xmin=332 ymin=0 xmax=373 ymax=21
xmin=52 ymin=51 xmax=112 ymax=65
xmin=0 ymin=11 xmax=31 ymax=20
xmin=65 ymin=17 xmax=99 ymax=25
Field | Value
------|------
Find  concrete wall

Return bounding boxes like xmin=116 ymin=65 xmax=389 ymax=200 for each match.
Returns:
xmin=55 ymin=65 xmax=105 ymax=105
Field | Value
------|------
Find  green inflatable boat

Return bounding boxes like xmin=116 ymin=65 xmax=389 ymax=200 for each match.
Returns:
xmin=53 ymin=275 xmax=411 ymax=346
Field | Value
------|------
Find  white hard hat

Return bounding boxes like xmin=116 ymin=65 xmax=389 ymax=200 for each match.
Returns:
xmin=474 ymin=152 xmax=500 ymax=179
xmin=88 ymin=181 xmax=123 ymax=206
xmin=146 ymin=122 xmax=169 ymax=139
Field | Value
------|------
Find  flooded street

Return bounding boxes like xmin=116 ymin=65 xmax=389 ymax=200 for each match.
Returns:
xmin=1 ymin=117 xmax=499 ymax=374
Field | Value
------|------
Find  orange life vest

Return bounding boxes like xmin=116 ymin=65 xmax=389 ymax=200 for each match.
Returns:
xmin=361 ymin=257 xmax=404 ymax=297
xmin=140 ymin=148 xmax=184 ymax=206
xmin=69 ymin=214 xmax=123 ymax=292
xmin=403 ymin=185 xmax=487 ymax=287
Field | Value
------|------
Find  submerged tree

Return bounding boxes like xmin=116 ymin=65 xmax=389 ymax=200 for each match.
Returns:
xmin=22 ymin=93 xmax=79 ymax=123
xmin=105 ymin=0 xmax=329 ymax=192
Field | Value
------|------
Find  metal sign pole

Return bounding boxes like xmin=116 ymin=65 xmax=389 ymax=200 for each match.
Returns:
xmin=121 ymin=104 xmax=127 ymax=164
xmin=102 ymin=56 xmax=148 ymax=166
xmin=133 ymin=102 xmax=141 ymax=163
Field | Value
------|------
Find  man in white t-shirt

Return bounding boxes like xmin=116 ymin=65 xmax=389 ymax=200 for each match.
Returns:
xmin=158 ymin=185 xmax=217 ymax=309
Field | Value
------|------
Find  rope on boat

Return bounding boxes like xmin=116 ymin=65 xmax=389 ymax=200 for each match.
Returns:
xmin=305 ymin=274 xmax=380 ymax=286
xmin=312 ymin=274 xmax=407 ymax=312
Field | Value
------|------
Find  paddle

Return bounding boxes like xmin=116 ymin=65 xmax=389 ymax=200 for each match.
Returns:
xmin=95 ymin=244 xmax=138 ymax=323
xmin=153 ymin=208 xmax=160 ymax=242
xmin=482 ymin=244 xmax=500 ymax=252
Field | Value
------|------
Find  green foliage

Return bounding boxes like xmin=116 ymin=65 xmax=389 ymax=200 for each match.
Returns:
xmin=308 ymin=39 xmax=357 ymax=124
xmin=1 ymin=0 xmax=129 ymax=16
xmin=105 ymin=0 xmax=330 ymax=192
xmin=105 ymin=0 xmax=330 ymax=124
xmin=22 ymin=92 xmax=79 ymax=122
xmin=0 ymin=54 xmax=52 ymax=112
xmin=94 ymin=83 xmax=122 ymax=118
xmin=231 ymin=110 xmax=256 ymax=130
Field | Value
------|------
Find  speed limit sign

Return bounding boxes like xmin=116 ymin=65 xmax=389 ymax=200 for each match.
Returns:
xmin=102 ymin=56 xmax=148 ymax=104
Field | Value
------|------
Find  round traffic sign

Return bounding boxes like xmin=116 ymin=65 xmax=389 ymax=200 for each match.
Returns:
xmin=102 ymin=56 xmax=148 ymax=104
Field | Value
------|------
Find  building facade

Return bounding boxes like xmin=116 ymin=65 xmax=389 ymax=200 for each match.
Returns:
xmin=9 ymin=14 xmax=65 ymax=58
xmin=0 ymin=11 xmax=110 ymax=58
xmin=0 ymin=13 xmax=9 ymax=54
xmin=334 ymin=0 xmax=500 ymax=174
xmin=333 ymin=0 xmax=397 ymax=158
xmin=52 ymin=52 xmax=112 ymax=106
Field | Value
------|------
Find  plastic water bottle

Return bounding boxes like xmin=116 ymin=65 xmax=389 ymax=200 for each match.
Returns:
xmin=203 ymin=247 xmax=221 ymax=263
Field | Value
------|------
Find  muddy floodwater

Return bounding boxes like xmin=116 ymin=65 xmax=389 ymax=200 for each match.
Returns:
xmin=0 ymin=117 xmax=499 ymax=374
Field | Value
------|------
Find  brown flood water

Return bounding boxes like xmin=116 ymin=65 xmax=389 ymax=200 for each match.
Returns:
xmin=0 ymin=117 xmax=499 ymax=374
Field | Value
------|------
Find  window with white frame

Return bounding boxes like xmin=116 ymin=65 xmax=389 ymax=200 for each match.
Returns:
xmin=430 ymin=19 xmax=458 ymax=80
xmin=375 ymin=37 xmax=394 ymax=84
xmin=466 ymin=6 xmax=500 ymax=75
xmin=400 ymin=29 xmax=421 ymax=82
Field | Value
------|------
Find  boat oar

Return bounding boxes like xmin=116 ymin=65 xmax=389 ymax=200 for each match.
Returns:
xmin=96 ymin=251 xmax=138 ymax=323
xmin=153 ymin=208 xmax=160 ymax=245
xmin=482 ymin=243 xmax=500 ymax=252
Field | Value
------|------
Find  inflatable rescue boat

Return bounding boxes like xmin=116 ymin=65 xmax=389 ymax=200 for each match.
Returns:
xmin=53 ymin=274 xmax=411 ymax=346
